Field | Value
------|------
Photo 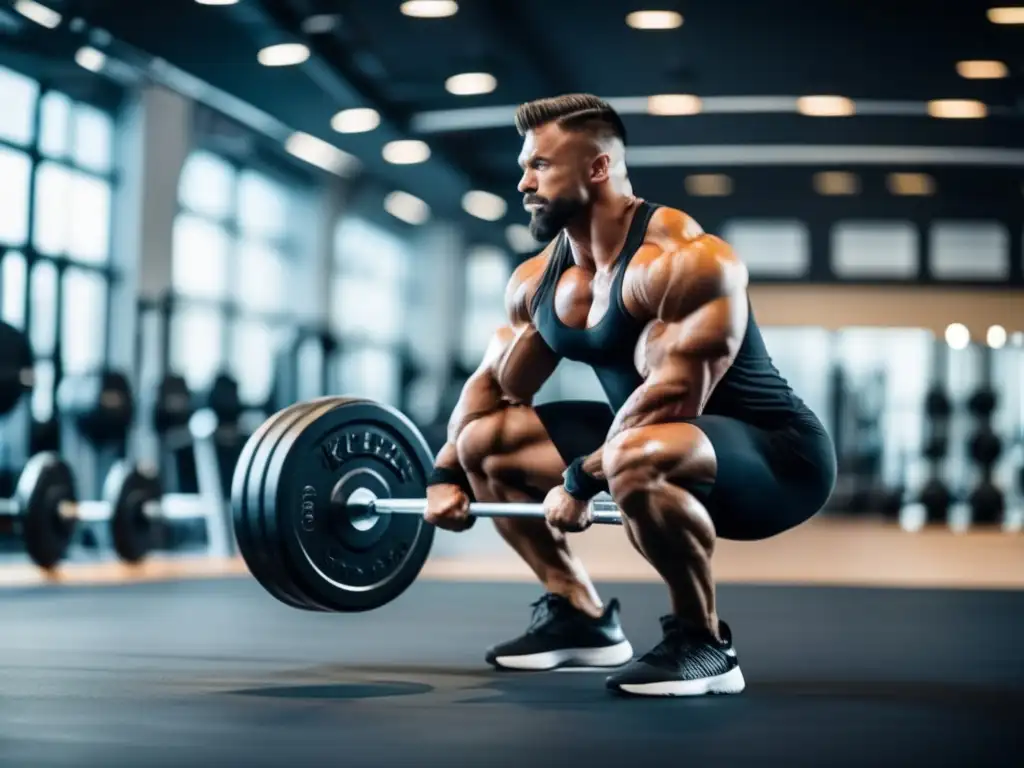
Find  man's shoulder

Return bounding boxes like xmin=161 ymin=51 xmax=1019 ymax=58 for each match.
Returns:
xmin=505 ymin=239 xmax=558 ymax=323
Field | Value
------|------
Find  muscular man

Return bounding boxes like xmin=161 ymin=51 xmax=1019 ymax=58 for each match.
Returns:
xmin=424 ymin=94 xmax=836 ymax=697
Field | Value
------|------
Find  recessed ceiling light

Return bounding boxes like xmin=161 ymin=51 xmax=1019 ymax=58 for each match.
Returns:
xmin=987 ymin=6 xmax=1024 ymax=24
xmin=445 ymin=72 xmax=497 ymax=96
xmin=74 ymin=46 xmax=106 ymax=73
xmin=796 ymin=95 xmax=855 ymax=117
xmin=385 ymin=191 xmax=430 ymax=225
xmin=13 ymin=0 xmax=61 ymax=28
xmin=813 ymin=171 xmax=860 ymax=196
xmin=195 ymin=0 xmax=239 ymax=5
xmin=462 ymin=190 xmax=507 ymax=221
xmin=887 ymin=172 xmax=935 ymax=196
xmin=626 ymin=10 xmax=683 ymax=29
xmin=382 ymin=139 xmax=431 ymax=164
xmin=647 ymin=94 xmax=702 ymax=115
xmin=401 ymin=0 xmax=458 ymax=18
xmin=927 ymin=99 xmax=987 ymax=118
xmin=285 ymin=132 xmax=359 ymax=176
xmin=956 ymin=60 xmax=1009 ymax=79
xmin=257 ymin=43 xmax=310 ymax=67
xmin=944 ymin=323 xmax=970 ymax=350
xmin=331 ymin=107 xmax=380 ymax=134
xmin=684 ymin=174 xmax=732 ymax=196
xmin=302 ymin=14 xmax=339 ymax=34
xmin=987 ymin=325 xmax=1008 ymax=349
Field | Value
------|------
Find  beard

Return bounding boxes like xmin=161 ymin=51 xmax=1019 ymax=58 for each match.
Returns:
xmin=527 ymin=195 xmax=587 ymax=242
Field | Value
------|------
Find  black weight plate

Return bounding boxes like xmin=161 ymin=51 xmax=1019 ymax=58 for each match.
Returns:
xmin=244 ymin=398 xmax=368 ymax=611
xmin=261 ymin=398 xmax=436 ymax=613
xmin=15 ymin=452 xmax=77 ymax=569
xmin=0 ymin=320 xmax=33 ymax=416
xmin=232 ymin=398 xmax=341 ymax=610
xmin=104 ymin=461 xmax=163 ymax=564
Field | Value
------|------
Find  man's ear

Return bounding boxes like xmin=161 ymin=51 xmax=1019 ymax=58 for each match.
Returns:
xmin=590 ymin=153 xmax=611 ymax=183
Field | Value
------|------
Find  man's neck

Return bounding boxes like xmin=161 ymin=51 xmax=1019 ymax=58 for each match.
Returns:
xmin=564 ymin=193 xmax=640 ymax=273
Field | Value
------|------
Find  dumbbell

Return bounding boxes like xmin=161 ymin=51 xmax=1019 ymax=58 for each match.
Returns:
xmin=0 ymin=452 xmax=162 ymax=569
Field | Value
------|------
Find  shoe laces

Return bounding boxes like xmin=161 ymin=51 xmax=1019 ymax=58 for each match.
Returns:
xmin=527 ymin=593 xmax=571 ymax=632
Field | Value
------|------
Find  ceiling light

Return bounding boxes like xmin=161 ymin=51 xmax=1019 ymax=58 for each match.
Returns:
xmin=887 ymin=172 xmax=935 ymax=196
xmin=813 ymin=171 xmax=860 ymax=196
xmin=285 ymin=132 xmax=359 ymax=176
xmin=684 ymin=174 xmax=732 ymax=196
xmin=987 ymin=6 xmax=1024 ymax=23
xmin=384 ymin=191 xmax=430 ymax=225
xmin=74 ymin=46 xmax=106 ymax=73
xmin=401 ymin=0 xmax=458 ymax=18
xmin=13 ymin=0 xmax=61 ymax=28
xmin=445 ymin=72 xmax=497 ymax=96
xmin=626 ymin=10 xmax=683 ymax=29
xmin=257 ymin=43 xmax=310 ymax=67
xmin=505 ymin=224 xmax=542 ymax=253
xmin=928 ymin=99 xmax=987 ymax=118
xmin=382 ymin=139 xmax=430 ymax=164
xmin=945 ymin=323 xmax=970 ymax=350
xmin=956 ymin=60 xmax=1009 ymax=79
xmin=986 ymin=325 xmax=1007 ymax=349
xmin=331 ymin=107 xmax=380 ymax=134
xmin=796 ymin=95 xmax=855 ymax=117
xmin=195 ymin=0 xmax=239 ymax=5
xmin=647 ymin=94 xmax=702 ymax=115
xmin=462 ymin=190 xmax=507 ymax=221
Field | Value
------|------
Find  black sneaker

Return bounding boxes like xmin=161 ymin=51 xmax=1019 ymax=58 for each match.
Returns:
xmin=485 ymin=593 xmax=634 ymax=671
xmin=605 ymin=615 xmax=744 ymax=696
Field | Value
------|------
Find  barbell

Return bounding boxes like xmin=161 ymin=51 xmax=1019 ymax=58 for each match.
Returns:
xmin=0 ymin=452 xmax=164 ymax=569
xmin=230 ymin=396 xmax=626 ymax=613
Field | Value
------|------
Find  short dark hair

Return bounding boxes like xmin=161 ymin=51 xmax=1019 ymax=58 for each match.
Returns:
xmin=514 ymin=93 xmax=627 ymax=145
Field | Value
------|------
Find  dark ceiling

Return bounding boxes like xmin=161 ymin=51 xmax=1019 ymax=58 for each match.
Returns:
xmin=3 ymin=0 xmax=1023 ymax=254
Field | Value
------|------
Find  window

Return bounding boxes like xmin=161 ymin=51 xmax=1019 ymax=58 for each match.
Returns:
xmin=330 ymin=217 xmax=410 ymax=405
xmin=930 ymin=221 xmax=1008 ymax=280
xmin=0 ymin=147 xmax=31 ymax=246
xmin=2 ymin=69 xmax=120 ymax=424
xmin=832 ymin=221 xmax=918 ymax=279
xmin=0 ymin=65 xmax=38 ymax=146
xmin=460 ymin=245 xmax=509 ymax=367
xmin=172 ymin=151 xmax=306 ymax=403
xmin=721 ymin=220 xmax=809 ymax=278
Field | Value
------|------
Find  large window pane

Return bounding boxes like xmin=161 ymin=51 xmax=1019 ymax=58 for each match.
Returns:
xmin=337 ymin=346 xmax=400 ymax=406
xmin=229 ymin=319 xmax=277 ymax=404
xmin=465 ymin=246 xmax=509 ymax=305
xmin=39 ymin=91 xmax=71 ymax=159
xmin=32 ymin=161 xmax=71 ymax=256
xmin=72 ymin=103 xmax=114 ymax=174
xmin=61 ymin=269 xmax=107 ymax=374
xmin=32 ymin=360 xmax=54 ymax=423
xmin=238 ymin=170 xmax=289 ymax=241
xmin=179 ymin=151 xmax=234 ymax=221
xmin=30 ymin=261 xmax=58 ymax=357
xmin=332 ymin=275 xmax=402 ymax=344
xmin=236 ymin=240 xmax=287 ymax=313
xmin=0 ymin=147 xmax=31 ymax=246
xmin=69 ymin=173 xmax=111 ymax=263
xmin=171 ymin=305 xmax=224 ymax=390
xmin=334 ymin=217 xmax=405 ymax=282
xmin=172 ymin=214 xmax=231 ymax=299
xmin=0 ymin=65 xmax=39 ymax=146
xmin=1 ymin=252 xmax=27 ymax=329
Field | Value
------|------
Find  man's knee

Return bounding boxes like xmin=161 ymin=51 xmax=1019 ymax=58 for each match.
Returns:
xmin=603 ymin=424 xmax=711 ymax=512
xmin=455 ymin=410 xmax=507 ymax=475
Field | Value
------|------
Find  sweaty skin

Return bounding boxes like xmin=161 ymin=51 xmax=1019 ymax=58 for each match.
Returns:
xmin=425 ymin=205 xmax=748 ymax=634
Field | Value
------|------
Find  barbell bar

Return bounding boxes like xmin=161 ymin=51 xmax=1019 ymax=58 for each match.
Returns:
xmin=360 ymin=497 xmax=624 ymax=524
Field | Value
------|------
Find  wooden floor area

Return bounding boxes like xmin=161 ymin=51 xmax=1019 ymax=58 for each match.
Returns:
xmin=2 ymin=516 xmax=1023 ymax=591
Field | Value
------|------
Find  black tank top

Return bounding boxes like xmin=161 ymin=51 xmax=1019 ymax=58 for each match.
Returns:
xmin=531 ymin=201 xmax=809 ymax=426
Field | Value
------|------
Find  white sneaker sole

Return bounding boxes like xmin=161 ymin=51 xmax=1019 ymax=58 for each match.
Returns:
xmin=614 ymin=665 xmax=746 ymax=696
xmin=491 ymin=640 xmax=634 ymax=670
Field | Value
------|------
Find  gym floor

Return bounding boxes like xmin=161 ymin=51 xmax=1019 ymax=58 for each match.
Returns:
xmin=3 ymin=569 xmax=1022 ymax=767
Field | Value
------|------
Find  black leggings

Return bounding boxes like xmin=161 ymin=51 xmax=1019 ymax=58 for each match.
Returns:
xmin=534 ymin=401 xmax=836 ymax=541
